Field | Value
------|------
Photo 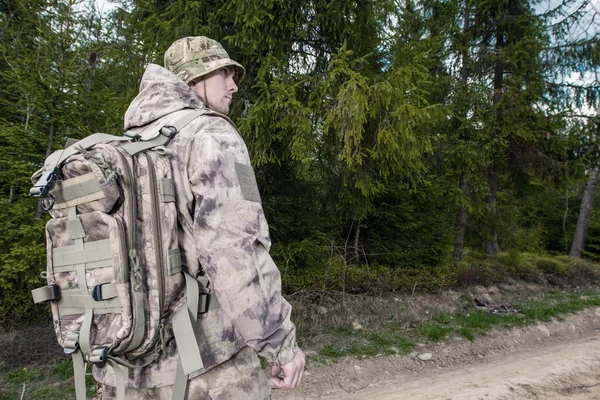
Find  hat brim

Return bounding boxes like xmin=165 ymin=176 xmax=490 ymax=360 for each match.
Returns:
xmin=184 ymin=59 xmax=245 ymax=85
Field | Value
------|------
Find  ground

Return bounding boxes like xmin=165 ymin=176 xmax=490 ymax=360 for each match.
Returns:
xmin=273 ymin=306 xmax=600 ymax=399
xmin=3 ymin=285 xmax=600 ymax=399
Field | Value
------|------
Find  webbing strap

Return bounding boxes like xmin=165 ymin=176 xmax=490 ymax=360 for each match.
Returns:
xmin=67 ymin=206 xmax=92 ymax=353
xmin=121 ymin=136 xmax=169 ymax=156
xmin=79 ymin=308 xmax=94 ymax=354
xmin=106 ymin=355 xmax=154 ymax=370
xmin=167 ymin=248 xmax=182 ymax=275
xmin=122 ymin=110 xmax=206 ymax=156
xmin=197 ymin=276 xmax=220 ymax=311
xmin=32 ymin=134 xmax=130 ymax=198
xmin=53 ymin=241 xmax=112 ymax=267
xmin=172 ymin=272 xmax=203 ymax=375
xmin=58 ymin=306 xmax=121 ymax=316
xmin=44 ymin=134 xmax=131 ymax=172
xmin=54 ymin=258 xmax=112 ymax=273
xmin=32 ymin=285 xmax=59 ymax=303
xmin=66 ymin=137 xmax=79 ymax=148
xmin=66 ymin=219 xmax=86 ymax=240
xmin=58 ymin=288 xmax=120 ymax=310
xmin=160 ymin=178 xmax=176 ymax=203
xmin=55 ymin=238 xmax=110 ymax=253
xmin=172 ymin=361 xmax=189 ymax=400
xmin=52 ymin=173 xmax=103 ymax=205
xmin=96 ymin=283 xmax=118 ymax=300
xmin=71 ymin=350 xmax=87 ymax=400
xmin=106 ymin=358 xmax=126 ymax=400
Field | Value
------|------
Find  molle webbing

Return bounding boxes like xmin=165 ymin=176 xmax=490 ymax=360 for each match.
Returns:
xmin=160 ymin=179 xmax=176 ymax=203
xmin=167 ymin=248 xmax=182 ymax=275
xmin=52 ymin=239 xmax=112 ymax=268
xmin=51 ymin=173 xmax=104 ymax=208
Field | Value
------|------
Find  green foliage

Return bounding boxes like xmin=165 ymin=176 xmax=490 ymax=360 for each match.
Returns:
xmin=52 ymin=358 xmax=73 ymax=380
xmin=319 ymin=344 xmax=344 ymax=358
xmin=1 ymin=0 xmax=600 ymax=327
xmin=417 ymin=323 xmax=453 ymax=342
xmin=318 ymin=329 xmax=415 ymax=359
xmin=0 ymin=358 xmax=96 ymax=400
xmin=5 ymin=367 xmax=42 ymax=384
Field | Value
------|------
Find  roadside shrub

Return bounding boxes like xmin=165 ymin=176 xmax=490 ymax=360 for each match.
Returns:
xmin=454 ymin=252 xmax=514 ymax=286
xmin=453 ymin=252 xmax=600 ymax=289
xmin=563 ymin=257 xmax=600 ymax=286
xmin=280 ymin=248 xmax=453 ymax=295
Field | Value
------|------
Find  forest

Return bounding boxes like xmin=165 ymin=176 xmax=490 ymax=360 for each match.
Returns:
xmin=1 ymin=0 xmax=599 ymax=325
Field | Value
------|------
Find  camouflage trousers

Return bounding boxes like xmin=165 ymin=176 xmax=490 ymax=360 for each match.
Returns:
xmin=101 ymin=346 xmax=271 ymax=400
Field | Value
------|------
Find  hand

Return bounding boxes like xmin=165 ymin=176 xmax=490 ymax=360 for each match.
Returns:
xmin=270 ymin=348 xmax=306 ymax=389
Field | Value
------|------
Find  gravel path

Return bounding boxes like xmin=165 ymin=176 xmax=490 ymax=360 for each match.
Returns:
xmin=273 ymin=307 xmax=600 ymax=400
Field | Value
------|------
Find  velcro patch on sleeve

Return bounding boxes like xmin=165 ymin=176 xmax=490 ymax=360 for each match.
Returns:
xmin=235 ymin=162 xmax=261 ymax=203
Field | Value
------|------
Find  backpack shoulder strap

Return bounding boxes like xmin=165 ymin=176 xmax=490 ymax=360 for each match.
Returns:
xmin=122 ymin=109 xmax=208 ymax=156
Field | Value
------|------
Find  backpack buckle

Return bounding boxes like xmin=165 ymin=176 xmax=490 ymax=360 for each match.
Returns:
xmin=64 ymin=332 xmax=80 ymax=355
xmin=30 ymin=166 xmax=61 ymax=198
xmin=91 ymin=283 xmax=111 ymax=302
xmin=198 ymin=292 xmax=211 ymax=315
xmin=159 ymin=125 xmax=177 ymax=138
xmin=88 ymin=346 xmax=109 ymax=368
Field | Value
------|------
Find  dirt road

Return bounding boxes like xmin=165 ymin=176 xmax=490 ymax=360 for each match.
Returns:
xmin=273 ymin=307 xmax=600 ymax=400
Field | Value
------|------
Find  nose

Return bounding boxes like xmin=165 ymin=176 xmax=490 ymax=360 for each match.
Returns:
xmin=228 ymin=76 xmax=238 ymax=93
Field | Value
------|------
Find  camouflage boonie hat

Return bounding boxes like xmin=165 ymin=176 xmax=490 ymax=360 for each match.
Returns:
xmin=164 ymin=36 xmax=245 ymax=85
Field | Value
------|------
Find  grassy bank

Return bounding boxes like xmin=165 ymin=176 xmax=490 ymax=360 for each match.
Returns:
xmin=293 ymin=288 xmax=600 ymax=361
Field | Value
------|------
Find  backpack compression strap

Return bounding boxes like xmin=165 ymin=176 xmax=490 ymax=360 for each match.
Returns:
xmin=172 ymin=272 xmax=220 ymax=400
xmin=31 ymin=109 xmax=208 ymax=197
xmin=30 ymin=134 xmax=131 ymax=198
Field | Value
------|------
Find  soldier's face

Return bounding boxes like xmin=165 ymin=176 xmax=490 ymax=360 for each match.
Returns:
xmin=192 ymin=67 xmax=238 ymax=115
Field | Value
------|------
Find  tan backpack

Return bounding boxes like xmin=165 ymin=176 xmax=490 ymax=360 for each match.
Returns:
xmin=30 ymin=110 xmax=217 ymax=400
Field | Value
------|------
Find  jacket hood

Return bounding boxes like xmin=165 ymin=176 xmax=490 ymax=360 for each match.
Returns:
xmin=124 ymin=64 xmax=203 ymax=130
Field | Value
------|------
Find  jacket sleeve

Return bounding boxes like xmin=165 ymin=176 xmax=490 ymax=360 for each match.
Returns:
xmin=187 ymin=118 xmax=298 ymax=366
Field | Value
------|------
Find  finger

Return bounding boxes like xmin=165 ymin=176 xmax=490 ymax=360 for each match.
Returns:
xmin=283 ymin=368 xmax=295 ymax=389
xmin=271 ymin=375 xmax=289 ymax=389
xmin=271 ymin=365 xmax=282 ymax=378
xmin=296 ymin=360 xmax=305 ymax=388
xmin=270 ymin=376 xmax=282 ymax=389
xmin=291 ymin=367 xmax=300 ymax=388
xmin=294 ymin=356 xmax=306 ymax=388
xmin=290 ymin=361 xmax=301 ymax=388
xmin=291 ymin=352 xmax=305 ymax=388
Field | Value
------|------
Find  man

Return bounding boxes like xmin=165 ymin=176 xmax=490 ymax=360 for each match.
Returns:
xmin=100 ymin=36 xmax=305 ymax=399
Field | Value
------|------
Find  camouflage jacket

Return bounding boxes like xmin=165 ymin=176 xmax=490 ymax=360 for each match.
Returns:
xmin=94 ymin=64 xmax=298 ymax=388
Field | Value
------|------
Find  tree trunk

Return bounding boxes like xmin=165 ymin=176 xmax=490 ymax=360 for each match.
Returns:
xmin=570 ymin=167 xmax=600 ymax=257
xmin=25 ymin=96 xmax=32 ymax=131
xmin=454 ymin=1 xmax=470 ymax=262
xmin=484 ymin=23 xmax=504 ymax=257
xmin=454 ymin=173 xmax=468 ymax=261
xmin=353 ymin=222 xmax=361 ymax=263
xmin=485 ymin=170 xmax=500 ymax=256
xmin=460 ymin=0 xmax=470 ymax=82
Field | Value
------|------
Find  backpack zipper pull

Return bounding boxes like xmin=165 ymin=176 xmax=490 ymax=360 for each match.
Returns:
xmin=129 ymin=249 xmax=143 ymax=291
xmin=154 ymin=323 xmax=166 ymax=361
